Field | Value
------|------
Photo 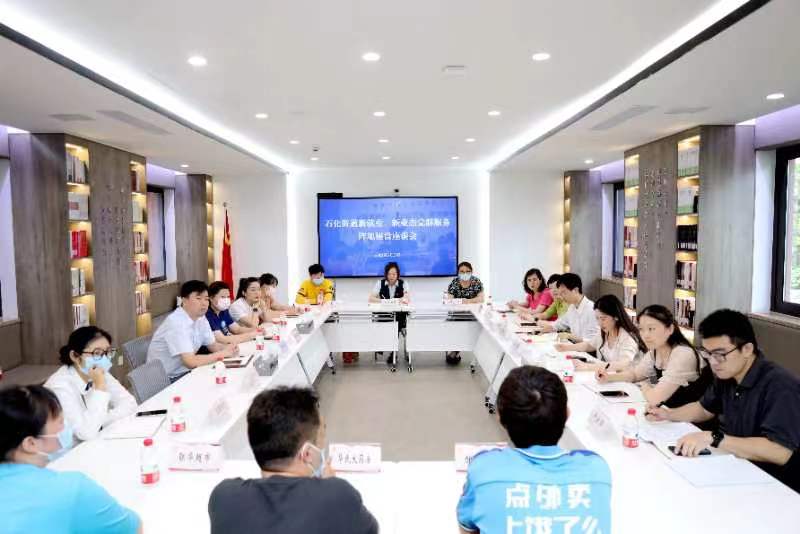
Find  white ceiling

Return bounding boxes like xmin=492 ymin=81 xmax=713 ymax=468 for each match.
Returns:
xmin=0 ymin=0 xmax=795 ymax=176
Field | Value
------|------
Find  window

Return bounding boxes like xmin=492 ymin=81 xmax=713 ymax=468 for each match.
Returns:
xmin=612 ymin=182 xmax=625 ymax=278
xmin=147 ymin=186 xmax=167 ymax=283
xmin=772 ymin=144 xmax=800 ymax=315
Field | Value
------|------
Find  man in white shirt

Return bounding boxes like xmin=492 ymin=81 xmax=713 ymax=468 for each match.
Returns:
xmin=147 ymin=280 xmax=237 ymax=382
xmin=537 ymin=273 xmax=599 ymax=342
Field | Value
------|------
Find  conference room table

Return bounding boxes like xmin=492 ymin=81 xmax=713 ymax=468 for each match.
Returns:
xmin=51 ymin=301 xmax=800 ymax=533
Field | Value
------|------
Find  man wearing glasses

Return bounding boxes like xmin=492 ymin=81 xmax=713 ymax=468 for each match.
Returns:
xmin=648 ymin=309 xmax=800 ymax=492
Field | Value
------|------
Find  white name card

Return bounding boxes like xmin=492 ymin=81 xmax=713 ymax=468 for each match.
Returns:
xmin=240 ymin=366 xmax=261 ymax=393
xmin=587 ymin=406 xmax=616 ymax=441
xmin=168 ymin=442 xmax=224 ymax=472
xmin=205 ymin=397 xmax=234 ymax=427
xmin=329 ymin=443 xmax=382 ymax=473
xmin=454 ymin=442 xmax=508 ymax=471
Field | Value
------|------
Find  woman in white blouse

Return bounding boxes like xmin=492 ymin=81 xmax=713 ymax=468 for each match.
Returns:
xmin=555 ymin=294 xmax=645 ymax=372
xmin=44 ymin=326 xmax=137 ymax=443
xmin=229 ymin=277 xmax=264 ymax=328
xmin=595 ymin=304 xmax=712 ymax=408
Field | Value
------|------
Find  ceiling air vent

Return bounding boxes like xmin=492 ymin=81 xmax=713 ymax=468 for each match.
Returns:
xmin=97 ymin=110 xmax=170 ymax=135
xmin=664 ymin=106 xmax=710 ymax=115
xmin=50 ymin=113 xmax=94 ymax=122
xmin=591 ymin=105 xmax=657 ymax=131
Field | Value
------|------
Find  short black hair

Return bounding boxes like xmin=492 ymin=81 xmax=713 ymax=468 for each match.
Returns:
xmin=557 ymin=272 xmax=582 ymax=293
xmin=523 ymin=268 xmax=546 ymax=296
xmin=699 ymin=309 xmax=759 ymax=353
xmin=496 ymin=366 xmax=567 ymax=447
xmin=58 ymin=326 xmax=113 ymax=366
xmin=308 ymin=264 xmax=325 ymax=276
xmin=0 ymin=385 xmax=62 ymax=461
xmin=259 ymin=273 xmax=278 ymax=287
xmin=180 ymin=280 xmax=209 ymax=298
xmin=384 ymin=262 xmax=400 ymax=278
xmin=546 ymin=274 xmax=562 ymax=286
xmin=247 ymin=387 xmax=321 ymax=470
xmin=235 ymin=277 xmax=259 ymax=300
xmin=208 ymin=281 xmax=230 ymax=298
xmin=457 ymin=261 xmax=473 ymax=272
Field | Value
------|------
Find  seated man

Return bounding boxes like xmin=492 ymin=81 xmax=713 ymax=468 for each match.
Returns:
xmin=458 ymin=365 xmax=611 ymax=533
xmin=537 ymin=273 xmax=600 ymax=342
xmin=649 ymin=309 xmax=800 ymax=492
xmin=147 ymin=280 xmax=236 ymax=382
xmin=0 ymin=385 xmax=141 ymax=534
xmin=208 ymin=387 xmax=378 ymax=533
xmin=295 ymin=263 xmax=335 ymax=305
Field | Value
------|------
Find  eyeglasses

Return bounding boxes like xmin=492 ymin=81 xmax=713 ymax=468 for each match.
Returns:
xmin=697 ymin=345 xmax=739 ymax=363
xmin=81 ymin=348 xmax=117 ymax=358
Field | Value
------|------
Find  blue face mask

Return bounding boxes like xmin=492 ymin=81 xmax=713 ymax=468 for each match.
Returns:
xmin=304 ymin=442 xmax=327 ymax=478
xmin=81 ymin=355 xmax=112 ymax=375
xmin=37 ymin=426 xmax=74 ymax=462
xmin=312 ymin=276 xmax=324 ymax=286
xmin=459 ymin=273 xmax=472 ymax=282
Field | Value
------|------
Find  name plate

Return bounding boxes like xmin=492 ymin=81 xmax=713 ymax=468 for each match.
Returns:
xmin=329 ymin=442 xmax=382 ymax=472
xmin=205 ymin=397 xmax=233 ymax=427
xmin=168 ymin=442 xmax=224 ymax=471
xmin=240 ymin=366 xmax=262 ymax=392
xmin=454 ymin=442 xmax=507 ymax=471
xmin=587 ymin=406 xmax=616 ymax=441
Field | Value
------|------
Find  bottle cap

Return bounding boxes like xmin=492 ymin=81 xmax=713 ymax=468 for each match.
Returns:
xmin=173 ymin=396 xmax=181 ymax=403
xmin=627 ymin=408 xmax=636 ymax=415
xmin=143 ymin=438 xmax=153 ymax=446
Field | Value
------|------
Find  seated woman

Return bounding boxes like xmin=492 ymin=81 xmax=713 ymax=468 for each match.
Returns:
xmin=509 ymin=268 xmax=552 ymax=319
xmin=229 ymin=277 xmax=265 ymax=328
xmin=445 ymin=261 xmax=485 ymax=365
xmin=555 ymin=294 xmax=645 ymax=372
xmin=259 ymin=273 xmax=298 ymax=321
xmin=43 ymin=327 xmax=137 ymax=443
xmin=207 ymin=281 xmax=258 ymax=344
xmin=532 ymin=274 xmax=568 ymax=321
xmin=0 ymin=385 xmax=141 ymax=533
xmin=596 ymin=304 xmax=712 ymax=408
xmin=369 ymin=262 xmax=410 ymax=365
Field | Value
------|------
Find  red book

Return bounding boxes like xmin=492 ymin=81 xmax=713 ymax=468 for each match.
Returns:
xmin=79 ymin=230 xmax=89 ymax=258
xmin=70 ymin=231 xmax=77 ymax=259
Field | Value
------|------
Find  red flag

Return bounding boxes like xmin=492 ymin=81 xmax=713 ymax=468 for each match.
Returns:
xmin=221 ymin=209 xmax=233 ymax=290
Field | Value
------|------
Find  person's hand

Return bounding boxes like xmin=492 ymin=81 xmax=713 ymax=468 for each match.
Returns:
xmin=322 ymin=458 xmax=336 ymax=478
xmin=674 ymin=431 xmax=713 ymax=457
xmin=88 ymin=366 xmax=107 ymax=391
xmin=595 ymin=368 xmax=609 ymax=383
xmin=645 ymin=405 xmax=671 ymax=422
xmin=573 ymin=360 xmax=594 ymax=372
xmin=554 ymin=343 xmax=571 ymax=352
xmin=557 ymin=332 xmax=573 ymax=341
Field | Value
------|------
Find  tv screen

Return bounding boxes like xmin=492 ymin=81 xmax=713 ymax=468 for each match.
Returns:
xmin=317 ymin=196 xmax=458 ymax=277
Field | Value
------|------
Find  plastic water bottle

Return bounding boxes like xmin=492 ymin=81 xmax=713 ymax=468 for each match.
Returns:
xmin=317 ymin=292 xmax=324 ymax=305
xmin=622 ymin=408 xmax=639 ymax=448
xmin=214 ymin=361 xmax=227 ymax=385
xmin=169 ymin=396 xmax=186 ymax=433
xmin=486 ymin=295 xmax=493 ymax=309
xmin=442 ymin=291 xmax=449 ymax=305
xmin=140 ymin=438 xmax=160 ymax=485
xmin=255 ymin=334 xmax=266 ymax=358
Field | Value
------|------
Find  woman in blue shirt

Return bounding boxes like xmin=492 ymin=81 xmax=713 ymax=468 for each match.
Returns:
xmin=0 ymin=385 xmax=140 ymax=534
xmin=207 ymin=281 xmax=259 ymax=344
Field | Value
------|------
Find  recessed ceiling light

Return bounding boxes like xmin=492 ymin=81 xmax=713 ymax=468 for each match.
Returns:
xmin=310 ymin=156 xmax=319 ymax=161
xmin=488 ymin=110 xmax=501 ymax=117
xmin=362 ymin=52 xmax=381 ymax=62
xmin=451 ymin=156 xmax=460 ymax=160
xmin=531 ymin=52 xmax=551 ymax=62
xmin=766 ymin=92 xmax=785 ymax=100
xmin=373 ymin=111 xmax=386 ymax=117
xmin=382 ymin=156 xmax=392 ymax=160
xmin=584 ymin=159 xmax=594 ymax=165
xmin=289 ymin=140 xmax=300 ymax=145
xmin=465 ymin=138 xmax=476 ymax=143
xmin=378 ymin=139 xmax=390 ymax=143
xmin=254 ymin=113 xmax=268 ymax=119
xmin=180 ymin=164 xmax=189 ymax=168
xmin=187 ymin=55 xmax=207 ymax=67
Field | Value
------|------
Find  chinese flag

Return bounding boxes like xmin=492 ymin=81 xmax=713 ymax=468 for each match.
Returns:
xmin=221 ymin=209 xmax=233 ymax=289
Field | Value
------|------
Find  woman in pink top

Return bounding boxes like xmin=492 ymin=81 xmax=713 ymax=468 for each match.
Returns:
xmin=509 ymin=268 xmax=553 ymax=315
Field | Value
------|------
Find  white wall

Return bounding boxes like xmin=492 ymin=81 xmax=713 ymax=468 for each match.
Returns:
xmin=213 ymin=172 xmax=290 ymax=302
xmin=0 ymin=158 xmax=18 ymax=320
xmin=488 ymin=170 xmax=563 ymax=302
xmin=288 ymin=167 xmax=489 ymax=302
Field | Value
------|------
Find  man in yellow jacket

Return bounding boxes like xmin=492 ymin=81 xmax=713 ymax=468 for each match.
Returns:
xmin=295 ymin=263 xmax=334 ymax=305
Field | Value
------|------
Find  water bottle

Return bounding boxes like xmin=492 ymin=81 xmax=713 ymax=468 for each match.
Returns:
xmin=622 ymin=408 xmax=639 ymax=448
xmin=442 ymin=291 xmax=449 ymax=305
xmin=317 ymin=292 xmax=324 ymax=305
xmin=214 ymin=361 xmax=227 ymax=385
xmin=169 ymin=396 xmax=186 ymax=433
xmin=140 ymin=438 xmax=160 ymax=485
xmin=255 ymin=334 xmax=266 ymax=358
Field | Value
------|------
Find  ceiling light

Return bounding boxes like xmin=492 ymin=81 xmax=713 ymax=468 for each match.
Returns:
xmin=373 ymin=111 xmax=386 ymax=117
xmin=488 ymin=110 xmax=501 ymax=117
xmin=310 ymin=156 xmax=319 ymax=161
xmin=180 ymin=164 xmax=189 ymax=168
xmin=378 ymin=139 xmax=389 ymax=143
xmin=531 ymin=52 xmax=551 ymax=62
xmin=584 ymin=159 xmax=594 ymax=165
xmin=362 ymin=52 xmax=381 ymax=62
xmin=254 ymin=113 xmax=268 ymax=119
xmin=382 ymin=156 xmax=392 ymax=160
xmin=289 ymin=140 xmax=300 ymax=145
xmin=766 ymin=93 xmax=785 ymax=100
xmin=451 ymin=156 xmax=460 ymax=160
xmin=187 ymin=55 xmax=207 ymax=67
xmin=465 ymin=138 xmax=476 ymax=143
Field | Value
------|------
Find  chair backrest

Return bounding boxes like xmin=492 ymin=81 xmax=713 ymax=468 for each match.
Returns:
xmin=127 ymin=359 xmax=170 ymax=404
xmin=122 ymin=335 xmax=151 ymax=370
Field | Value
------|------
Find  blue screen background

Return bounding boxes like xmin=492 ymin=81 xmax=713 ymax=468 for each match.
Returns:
xmin=318 ymin=197 xmax=458 ymax=277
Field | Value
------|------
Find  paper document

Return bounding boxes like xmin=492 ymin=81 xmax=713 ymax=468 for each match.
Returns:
xmin=667 ymin=455 xmax=776 ymax=487
xmin=101 ymin=415 xmax=165 ymax=440
xmin=638 ymin=421 xmax=698 ymax=445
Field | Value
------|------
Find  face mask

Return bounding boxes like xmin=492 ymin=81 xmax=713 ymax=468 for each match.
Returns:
xmin=303 ymin=442 xmax=327 ymax=478
xmin=312 ymin=276 xmax=324 ymax=286
xmin=216 ymin=297 xmax=231 ymax=311
xmin=459 ymin=273 xmax=472 ymax=282
xmin=37 ymin=426 xmax=74 ymax=462
xmin=81 ymin=355 xmax=112 ymax=375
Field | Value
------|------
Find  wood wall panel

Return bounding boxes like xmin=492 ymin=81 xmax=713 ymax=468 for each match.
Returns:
xmin=750 ymin=315 xmax=800 ymax=377
xmin=598 ymin=278 xmax=625 ymax=302
xmin=0 ymin=320 xmax=23 ymax=370
xmin=567 ymin=170 xmax=602 ymax=298
xmin=175 ymin=173 xmax=209 ymax=283
xmin=151 ymin=281 xmax=179 ymax=317
xmin=10 ymin=133 xmax=72 ymax=364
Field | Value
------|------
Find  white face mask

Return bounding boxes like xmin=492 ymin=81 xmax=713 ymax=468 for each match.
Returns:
xmin=459 ymin=273 xmax=472 ymax=283
xmin=216 ymin=297 xmax=231 ymax=311
xmin=302 ymin=442 xmax=327 ymax=478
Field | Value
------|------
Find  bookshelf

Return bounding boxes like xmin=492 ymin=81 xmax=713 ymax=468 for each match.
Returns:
xmin=622 ymin=154 xmax=639 ymax=316
xmin=675 ymin=134 xmax=700 ymax=341
xmin=131 ymin=159 xmax=152 ymax=337
xmin=563 ymin=175 xmax=571 ymax=272
xmin=66 ymin=142 xmax=95 ymax=328
xmin=206 ymin=177 xmax=215 ymax=284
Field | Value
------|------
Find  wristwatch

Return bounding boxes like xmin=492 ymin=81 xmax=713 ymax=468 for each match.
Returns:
xmin=711 ymin=429 xmax=724 ymax=448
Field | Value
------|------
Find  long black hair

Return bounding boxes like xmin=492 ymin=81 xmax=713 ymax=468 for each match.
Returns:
xmin=236 ymin=277 xmax=260 ymax=300
xmin=594 ymin=295 xmax=646 ymax=352
xmin=638 ymin=304 xmax=696 ymax=354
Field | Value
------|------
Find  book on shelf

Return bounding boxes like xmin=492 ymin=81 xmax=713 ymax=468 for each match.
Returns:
xmin=67 ymin=192 xmax=89 ymax=221
xmin=66 ymin=153 xmax=88 ymax=184
xmin=625 ymin=189 xmax=638 ymax=218
xmin=134 ymin=259 xmax=149 ymax=284
xmin=624 ymin=226 xmax=638 ymax=249
xmin=677 ymin=225 xmax=698 ymax=251
xmin=72 ymin=303 xmax=89 ymax=328
xmin=130 ymin=169 xmax=146 ymax=193
xmin=623 ymin=287 xmax=637 ymax=310
xmin=676 ymin=261 xmax=697 ymax=291
xmin=677 ymin=184 xmax=699 ymax=215
xmin=624 ymin=158 xmax=639 ymax=187
xmin=69 ymin=230 xmax=90 ymax=259
xmin=674 ymin=297 xmax=696 ymax=328
xmin=623 ymin=255 xmax=638 ymax=278
xmin=70 ymin=267 xmax=86 ymax=297
xmin=135 ymin=290 xmax=148 ymax=315
xmin=678 ymin=144 xmax=700 ymax=177
xmin=132 ymin=198 xmax=144 ymax=223
xmin=133 ymin=231 xmax=146 ymax=254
